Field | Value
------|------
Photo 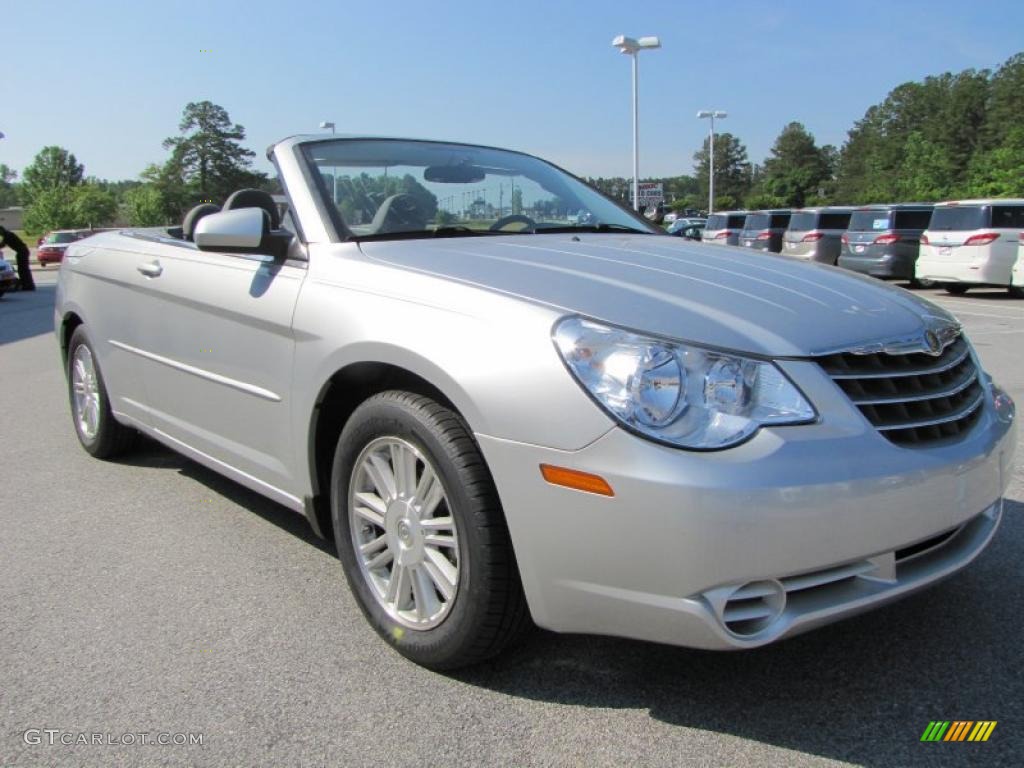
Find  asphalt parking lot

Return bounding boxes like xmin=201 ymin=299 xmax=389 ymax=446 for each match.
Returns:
xmin=1 ymin=270 xmax=1022 ymax=768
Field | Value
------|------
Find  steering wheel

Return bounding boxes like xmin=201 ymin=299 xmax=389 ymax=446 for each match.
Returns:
xmin=489 ymin=214 xmax=536 ymax=232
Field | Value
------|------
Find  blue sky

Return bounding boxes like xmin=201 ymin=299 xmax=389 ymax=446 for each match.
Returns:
xmin=3 ymin=0 xmax=1022 ymax=183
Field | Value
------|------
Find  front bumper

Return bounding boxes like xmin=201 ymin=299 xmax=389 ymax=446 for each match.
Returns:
xmin=0 ymin=272 xmax=18 ymax=291
xmin=478 ymin=370 xmax=1016 ymax=650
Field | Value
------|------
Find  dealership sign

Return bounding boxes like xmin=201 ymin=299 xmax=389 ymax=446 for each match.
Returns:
xmin=636 ymin=182 xmax=664 ymax=204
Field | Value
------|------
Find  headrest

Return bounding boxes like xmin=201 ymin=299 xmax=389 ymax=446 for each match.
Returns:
xmin=182 ymin=203 xmax=221 ymax=241
xmin=223 ymin=189 xmax=280 ymax=229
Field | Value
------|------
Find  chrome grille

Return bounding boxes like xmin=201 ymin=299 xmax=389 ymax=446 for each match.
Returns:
xmin=818 ymin=335 xmax=984 ymax=446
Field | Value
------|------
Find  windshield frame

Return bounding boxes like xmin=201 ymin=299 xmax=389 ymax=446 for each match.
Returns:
xmin=296 ymin=137 xmax=662 ymax=242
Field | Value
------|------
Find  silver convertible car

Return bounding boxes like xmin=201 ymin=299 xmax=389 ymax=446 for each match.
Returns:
xmin=56 ymin=136 xmax=1017 ymax=669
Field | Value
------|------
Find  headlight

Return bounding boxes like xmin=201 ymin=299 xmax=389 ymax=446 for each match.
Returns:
xmin=553 ymin=316 xmax=816 ymax=450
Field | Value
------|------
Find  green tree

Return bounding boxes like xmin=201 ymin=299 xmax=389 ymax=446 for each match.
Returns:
xmin=693 ymin=133 xmax=752 ymax=209
xmin=835 ymin=69 xmax=990 ymax=203
xmin=966 ymin=126 xmax=1024 ymax=197
xmin=21 ymin=146 xmax=85 ymax=204
xmin=980 ymin=53 xmax=1024 ymax=152
xmin=122 ymin=185 xmax=168 ymax=226
xmin=894 ymin=132 xmax=955 ymax=201
xmin=141 ymin=161 xmax=192 ymax=222
xmin=22 ymin=187 xmax=77 ymax=233
xmin=161 ymin=101 xmax=267 ymax=214
xmin=0 ymin=164 xmax=18 ymax=207
xmin=744 ymin=193 xmax=787 ymax=210
xmin=71 ymin=184 xmax=117 ymax=227
xmin=760 ymin=122 xmax=830 ymax=208
xmin=713 ymin=194 xmax=737 ymax=211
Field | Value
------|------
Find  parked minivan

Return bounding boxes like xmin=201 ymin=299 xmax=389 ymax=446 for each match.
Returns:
xmin=838 ymin=204 xmax=934 ymax=284
xmin=737 ymin=209 xmax=792 ymax=253
xmin=701 ymin=211 xmax=748 ymax=246
xmin=783 ymin=207 xmax=855 ymax=265
xmin=1013 ymin=232 xmax=1024 ymax=289
xmin=916 ymin=199 xmax=1024 ymax=296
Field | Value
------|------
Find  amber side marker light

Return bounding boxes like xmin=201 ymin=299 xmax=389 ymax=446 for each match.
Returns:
xmin=540 ymin=464 xmax=615 ymax=496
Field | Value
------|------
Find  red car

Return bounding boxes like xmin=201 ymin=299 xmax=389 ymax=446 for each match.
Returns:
xmin=37 ymin=229 xmax=92 ymax=267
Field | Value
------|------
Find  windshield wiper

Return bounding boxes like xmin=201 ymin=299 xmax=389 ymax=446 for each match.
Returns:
xmin=534 ymin=223 xmax=653 ymax=235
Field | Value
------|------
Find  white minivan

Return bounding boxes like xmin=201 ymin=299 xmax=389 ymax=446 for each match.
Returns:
xmin=916 ymin=199 xmax=1024 ymax=296
xmin=1013 ymin=231 xmax=1024 ymax=288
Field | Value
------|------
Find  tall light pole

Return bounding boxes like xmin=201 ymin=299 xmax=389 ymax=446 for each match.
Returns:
xmin=319 ymin=121 xmax=337 ymax=204
xmin=612 ymin=35 xmax=661 ymax=211
xmin=696 ymin=110 xmax=727 ymax=214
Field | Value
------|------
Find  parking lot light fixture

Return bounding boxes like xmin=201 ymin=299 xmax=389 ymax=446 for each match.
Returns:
xmin=612 ymin=35 xmax=661 ymax=211
xmin=697 ymin=110 xmax=727 ymax=214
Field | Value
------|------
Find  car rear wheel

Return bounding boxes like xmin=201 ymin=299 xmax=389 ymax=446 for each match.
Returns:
xmin=67 ymin=326 xmax=138 ymax=458
xmin=331 ymin=390 xmax=530 ymax=669
xmin=910 ymin=278 xmax=936 ymax=289
xmin=944 ymin=285 xmax=969 ymax=295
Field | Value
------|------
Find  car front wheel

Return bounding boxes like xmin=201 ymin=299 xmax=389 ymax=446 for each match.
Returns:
xmin=331 ymin=391 xmax=529 ymax=669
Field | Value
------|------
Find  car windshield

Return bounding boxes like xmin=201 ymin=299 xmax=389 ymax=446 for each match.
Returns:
xmin=46 ymin=232 xmax=77 ymax=244
xmin=928 ymin=206 xmax=988 ymax=231
xmin=301 ymin=139 xmax=657 ymax=240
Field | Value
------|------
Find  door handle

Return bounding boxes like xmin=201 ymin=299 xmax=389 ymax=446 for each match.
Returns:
xmin=137 ymin=260 xmax=163 ymax=277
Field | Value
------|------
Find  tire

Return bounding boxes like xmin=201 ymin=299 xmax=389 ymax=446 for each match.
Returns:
xmin=67 ymin=326 xmax=138 ymax=458
xmin=944 ymin=284 xmax=969 ymax=295
xmin=1008 ymin=286 xmax=1024 ymax=299
xmin=910 ymin=278 xmax=936 ymax=289
xmin=331 ymin=391 xmax=530 ymax=669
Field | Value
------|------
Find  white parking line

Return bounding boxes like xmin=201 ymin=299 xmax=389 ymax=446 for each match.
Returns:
xmin=939 ymin=309 xmax=1024 ymax=321
xmin=968 ymin=328 xmax=1024 ymax=336
xmin=927 ymin=299 xmax=1024 ymax=316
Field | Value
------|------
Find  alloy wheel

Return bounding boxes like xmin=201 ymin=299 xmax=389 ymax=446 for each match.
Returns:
xmin=71 ymin=345 xmax=101 ymax=441
xmin=348 ymin=437 xmax=460 ymax=630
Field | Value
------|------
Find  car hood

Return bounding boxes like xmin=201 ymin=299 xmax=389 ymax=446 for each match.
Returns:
xmin=359 ymin=234 xmax=957 ymax=357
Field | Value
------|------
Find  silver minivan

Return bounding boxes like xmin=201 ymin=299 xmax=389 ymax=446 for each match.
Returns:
xmin=701 ymin=211 xmax=748 ymax=246
xmin=838 ymin=204 xmax=934 ymax=284
xmin=783 ymin=207 xmax=855 ymax=265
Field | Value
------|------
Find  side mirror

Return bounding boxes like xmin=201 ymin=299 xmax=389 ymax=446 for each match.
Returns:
xmin=194 ymin=208 xmax=268 ymax=251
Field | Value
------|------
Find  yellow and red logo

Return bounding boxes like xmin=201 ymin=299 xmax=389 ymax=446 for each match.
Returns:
xmin=921 ymin=721 xmax=997 ymax=742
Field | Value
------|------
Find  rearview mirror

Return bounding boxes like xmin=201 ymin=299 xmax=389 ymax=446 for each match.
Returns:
xmin=194 ymin=208 xmax=268 ymax=251
xmin=424 ymin=164 xmax=486 ymax=184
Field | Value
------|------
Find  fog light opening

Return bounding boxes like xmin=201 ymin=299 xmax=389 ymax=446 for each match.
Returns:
xmin=721 ymin=579 xmax=786 ymax=638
